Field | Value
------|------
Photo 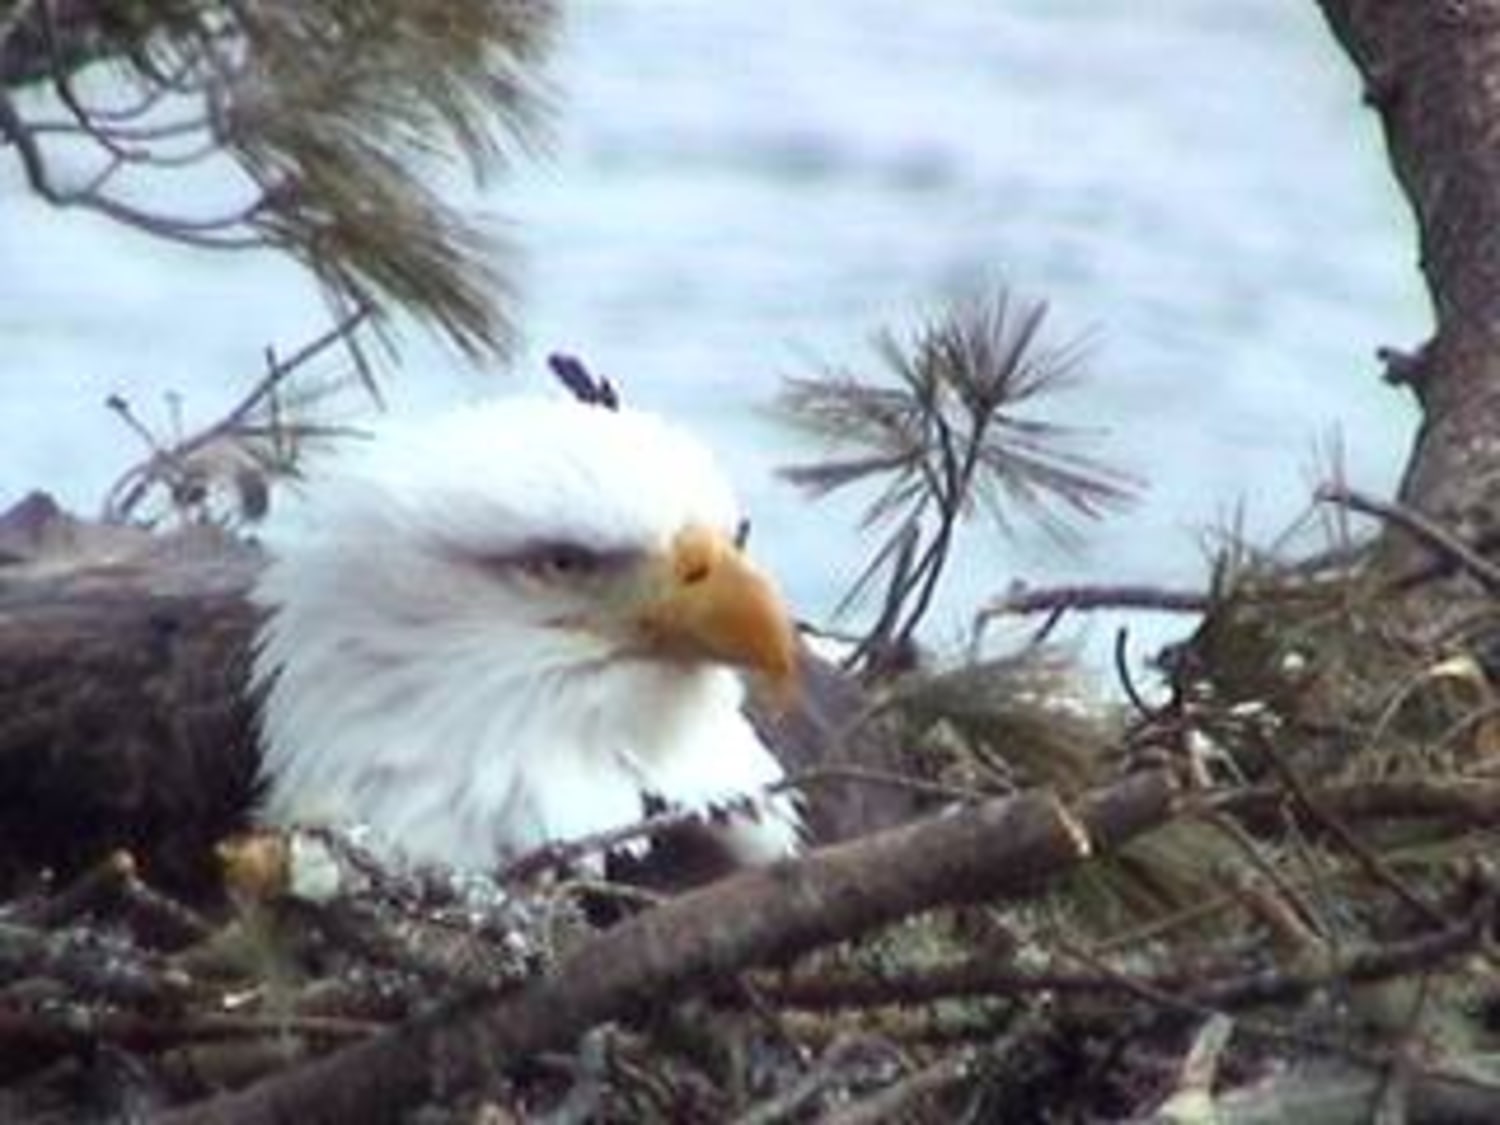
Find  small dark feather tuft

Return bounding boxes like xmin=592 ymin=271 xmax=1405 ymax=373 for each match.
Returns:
xmin=548 ymin=353 xmax=620 ymax=411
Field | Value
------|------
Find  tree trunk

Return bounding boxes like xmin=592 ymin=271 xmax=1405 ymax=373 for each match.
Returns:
xmin=1316 ymin=2 xmax=1500 ymax=639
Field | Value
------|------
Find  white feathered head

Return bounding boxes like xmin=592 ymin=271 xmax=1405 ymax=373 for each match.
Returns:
xmin=252 ymin=392 xmax=800 ymax=869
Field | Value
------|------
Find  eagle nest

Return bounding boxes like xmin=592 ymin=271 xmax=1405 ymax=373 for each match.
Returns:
xmin=4 ymin=454 xmax=1500 ymax=1121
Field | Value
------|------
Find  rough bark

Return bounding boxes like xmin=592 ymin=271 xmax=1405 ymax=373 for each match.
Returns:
xmin=1316 ymin=2 xmax=1500 ymax=631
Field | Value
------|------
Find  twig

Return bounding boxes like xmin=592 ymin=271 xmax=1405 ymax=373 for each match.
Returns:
xmin=978 ymin=582 xmax=1211 ymax=620
xmin=1113 ymin=626 xmax=1156 ymax=718
xmin=0 ymin=14 xmax=264 ymax=250
xmin=216 ymin=304 xmax=374 ymax=438
xmin=0 ymin=84 xmax=261 ymax=247
xmin=498 ymin=804 xmax=711 ymax=884
xmin=761 ymin=961 xmax=1128 ymax=1010
xmin=101 ymin=306 xmax=373 ymax=523
xmin=1318 ymin=482 xmax=1500 ymax=593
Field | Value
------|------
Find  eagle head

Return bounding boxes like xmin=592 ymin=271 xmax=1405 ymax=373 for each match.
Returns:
xmin=251 ymin=395 xmax=801 ymax=870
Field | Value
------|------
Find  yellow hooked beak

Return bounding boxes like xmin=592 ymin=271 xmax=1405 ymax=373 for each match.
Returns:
xmin=629 ymin=524 xmax=798 ymax=697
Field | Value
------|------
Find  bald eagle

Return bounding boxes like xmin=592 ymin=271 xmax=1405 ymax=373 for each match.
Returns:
xmin=252 ymin=391 xmax=804 ymax=870
xmin=0 ymin=377 xmax=909 ymax=893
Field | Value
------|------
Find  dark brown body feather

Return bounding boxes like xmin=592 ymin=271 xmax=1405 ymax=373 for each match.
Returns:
xmin=0 ymin=494 xmax=263 ymax=892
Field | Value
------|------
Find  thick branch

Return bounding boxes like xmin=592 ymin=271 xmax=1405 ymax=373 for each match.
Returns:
xmin=159 ymin=771 xmax=1177 ymax=1125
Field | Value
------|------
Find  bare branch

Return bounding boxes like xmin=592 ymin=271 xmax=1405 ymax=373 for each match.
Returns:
xmin=977 ymin=582 xmax=1211 ymax=622
xmin=1318 ymin=482 xmax=1500 ymax=594
xmin=101 ymin=306 xmax=373 ymax=526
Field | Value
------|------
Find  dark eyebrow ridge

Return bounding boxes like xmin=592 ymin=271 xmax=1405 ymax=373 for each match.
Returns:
xmin=452 ymin=538 xmax=644 ymax=578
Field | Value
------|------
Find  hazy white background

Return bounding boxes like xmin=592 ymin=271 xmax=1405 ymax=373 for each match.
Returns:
xmin=0 ymin=1 xmax=1429 ymax=675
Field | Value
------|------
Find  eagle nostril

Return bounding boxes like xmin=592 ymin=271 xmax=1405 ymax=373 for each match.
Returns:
xmin=673 ymin=525 xmax=721 ymax=585
xmin=679 ymin=554 xmax=713 ymax=585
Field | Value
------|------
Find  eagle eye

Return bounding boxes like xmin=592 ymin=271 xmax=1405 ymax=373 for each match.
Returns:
xmin=521 ymin=542 xmax=604 ymax=581
xmin=464 ymin=540 xmax=633 ymax=585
